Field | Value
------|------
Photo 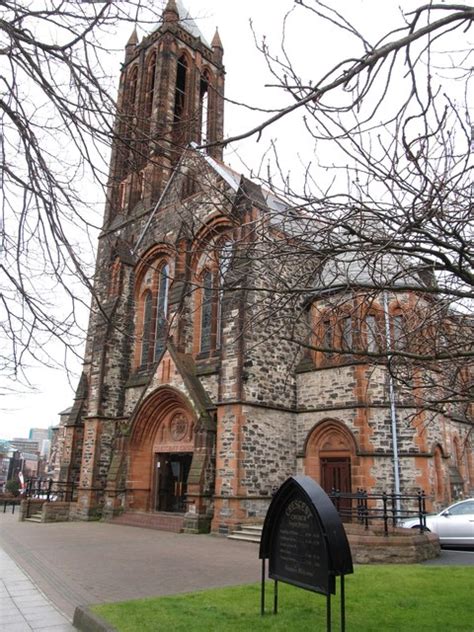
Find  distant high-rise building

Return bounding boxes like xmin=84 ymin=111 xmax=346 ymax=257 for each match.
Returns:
xmin=29 ymin=428 xmax=50 ymax=444
xmin=11 ymin=438 xmax=39 ymax=453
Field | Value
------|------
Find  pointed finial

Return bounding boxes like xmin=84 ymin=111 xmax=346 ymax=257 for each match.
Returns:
xmin=211 ymin=28 xmax=223 ymax=50
xmin=126 ymin=27 xmax=138 ymax=47
xmin=212 ymin=27 xmax=223 ymax=63
xmin=163 ymin=0 xmax=179 ymax=23
xmin=125 ymin=27 xmax=138 ymax=63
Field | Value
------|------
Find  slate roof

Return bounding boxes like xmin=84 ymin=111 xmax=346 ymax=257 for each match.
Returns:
xmin=313 ymin=249 xmax=434 ymax=294
xmin=173 ymin=0 xmax=211 ymax=47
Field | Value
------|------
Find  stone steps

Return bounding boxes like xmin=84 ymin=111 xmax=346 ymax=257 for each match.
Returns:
xmin=110 ymin=511 xmax=185 ymax=533
xmin=25 ymin=511 xmax=43 ymax=523
xmin=228 ymin=524 xmax=263 ymax=544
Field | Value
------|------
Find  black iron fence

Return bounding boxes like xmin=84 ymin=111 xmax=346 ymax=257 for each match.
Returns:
xmin=2 ymin=499 xmax=20 ymax=514
xmin=328 ymin=489 xmax=428 ymax=535
xmin=24 ymin=478 xmax=78 ymax=503
xmin=20 ymin=479 xmax=429 ymax=537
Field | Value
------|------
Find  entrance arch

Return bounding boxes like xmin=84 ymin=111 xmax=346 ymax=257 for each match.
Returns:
xmin=304 ymin=419 xmax=357 ymax=496
xmin=128 ymin=387 xmax=196 ymax=513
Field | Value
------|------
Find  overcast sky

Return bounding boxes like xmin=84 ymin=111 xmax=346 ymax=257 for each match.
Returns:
xmin=1 ymin=0 xmax=470 ymax=439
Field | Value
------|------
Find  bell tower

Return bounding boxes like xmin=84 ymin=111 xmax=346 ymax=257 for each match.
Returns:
xmin=106 ymin=0 xmax=225 ymax=225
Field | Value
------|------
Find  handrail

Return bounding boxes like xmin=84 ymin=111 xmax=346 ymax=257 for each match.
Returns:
xmin=328 ymin=488 xmax=428 ymax=535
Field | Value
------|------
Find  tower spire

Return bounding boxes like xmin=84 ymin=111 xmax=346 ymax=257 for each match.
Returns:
xmin=211 ymin=27 xmax=223 ymax=63
xmin=163 ymin=0 xmax=179 ymax=23
xmin=125 ymin=27 xmax=138 ymax=62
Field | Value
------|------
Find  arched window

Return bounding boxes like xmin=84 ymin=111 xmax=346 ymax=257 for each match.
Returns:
xmin=118 ymin=181 xmax=127 ymax=211
xmin=340 ymin=316 xmax=352 ymax=352
xmin=144 ymin=52 xmax=156 ymax=118
xmin=216 ymin=240 xmax=232 ymax=347
xmin=195 ymin=235 xmax=233 ymax=356
xmin=316 ymin=317 xmax=334 ymax=365
xmin=128 ymin=66 xmax=138 ymax=114
xmin=392 ymin=314 xmax=406 ymax=350
xmin=141 ymin=290 xmax=153 ymax=367
xmin=199 ymin=72 xmax=210 ymax=145
xmin=174 ymin=55 xmax=187 ymax=123
xmin=200 ymin=269 xmax=214 ymax=353
xmin=365 ymin=314 xmax=381 ymax=353
xmin=109 ymin=257 xmax=122 ymax=297
xmin=154 ymin=263 xmax=169 ymax=359
xmin=135 ymin=254 xmax=171 ymax=370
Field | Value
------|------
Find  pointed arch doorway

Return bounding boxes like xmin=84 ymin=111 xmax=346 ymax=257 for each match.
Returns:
xmin=304 ymin=420 xmax=357 ymax=498
xmin=128 ymin=388 xmax=196 ymax=514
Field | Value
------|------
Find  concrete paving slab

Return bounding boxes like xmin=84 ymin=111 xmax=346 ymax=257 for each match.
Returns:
xmin=40 ymin=627 xmax=81 ymax=632
xmin=0 ymin=511 xmax=260 ymax=621
xmin=0 ymin=525 xmax=75 ymax=632
xmin=25 ymin=613 xmax=71 ymax=628
xmin=0 ymin=623 xmax=32 ymax=632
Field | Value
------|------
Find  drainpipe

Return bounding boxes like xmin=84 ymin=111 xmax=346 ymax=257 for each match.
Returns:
xmin=383 ymin=291 xmax=401 ymax=516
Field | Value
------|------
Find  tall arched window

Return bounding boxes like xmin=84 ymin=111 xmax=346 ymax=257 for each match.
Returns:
xmin=135 ymin=255 xmax=171 ymax=370
xmin=141 ymin=291 xmax=153 ymax=367
xmin=195 ymin=235 xmax=233 ymax=356
xmin=154 ymin=263 xmax=169 ymax=359
xmin=199 ymin=72 xmax=210 ymax=145
xmin=392 ymin=314 xmax=406 ymax=350
xmin=174 ymin=55 xmax=188 ymax=123
xmin=200 ymin=269 xmax=214 ymax=353
xmin=316 ymin=317 xmax=334 ymax=365
xmin=365 ymin=314 xmax=381 ymax=353
xmin=340 ymin=316 xmax=353 ymax=352
xmin=109 ymin=257 xmax=122 ymax=297
xmin=144 ymin=52 xmax=156 ymax=118
xmin=216 ymin=240 xmax=232 ymax=347
xmin=128 ymin=66 xmax=138 ymax=115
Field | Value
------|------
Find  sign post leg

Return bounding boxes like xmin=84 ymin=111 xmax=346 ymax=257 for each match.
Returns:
xmin=261 ymin=559 xmax=266 ymax=616
xmin=326 ymin=594 xmax=331 ymax=632
xmin=341 ymin=575 xmax=345 ymax=632
xmin=273 ymin=580 xmax=278 ymax=614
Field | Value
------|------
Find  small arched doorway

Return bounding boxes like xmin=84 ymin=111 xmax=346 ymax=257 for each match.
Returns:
xmin=304 ymin=420 xmax=357 ymax=496
xmin=128 ymin=387 xmax=195 ymax=513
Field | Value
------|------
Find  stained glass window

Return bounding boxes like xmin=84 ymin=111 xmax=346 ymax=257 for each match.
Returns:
xmin=141 ymin=290 xmax=153 ymax=367
xmin=200 ymin=270 xmax=213 ymax=353
xmin=154 ymin=264 xmax=169 ymax=359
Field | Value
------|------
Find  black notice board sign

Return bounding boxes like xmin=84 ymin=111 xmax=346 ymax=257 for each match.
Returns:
xmin=260 ymin=476 xmax=353 ymax=596
xmin=270 ymin=493 xmax=333 ymax=595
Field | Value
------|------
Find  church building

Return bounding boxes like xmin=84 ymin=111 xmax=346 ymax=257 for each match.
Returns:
xmin=55 ymin=0 xmax=473 ymax=534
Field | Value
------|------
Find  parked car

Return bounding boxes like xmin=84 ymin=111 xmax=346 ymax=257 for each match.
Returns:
xmin=401 ymin=498 xmax=474 ymax=548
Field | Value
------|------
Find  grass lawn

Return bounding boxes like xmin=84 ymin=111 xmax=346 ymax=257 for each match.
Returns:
xmin=93 ymin=565 xmax=474 ymax=631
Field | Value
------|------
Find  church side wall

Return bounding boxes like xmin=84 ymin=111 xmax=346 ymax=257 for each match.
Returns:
xmin=296 ymin=364 xmax=473 ymax=509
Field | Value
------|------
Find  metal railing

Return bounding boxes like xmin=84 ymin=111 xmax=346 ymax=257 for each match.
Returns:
xmin=328 ymin=489 xmax=428 ymax=535
xmin=24 ymin=478 xmax=78 ymax=503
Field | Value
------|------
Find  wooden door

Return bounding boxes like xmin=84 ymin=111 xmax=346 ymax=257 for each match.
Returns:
xmin=321 ymin=457 xmax=351 ymax=494
xmin=321 ymin=457 xmax=352 ymax=520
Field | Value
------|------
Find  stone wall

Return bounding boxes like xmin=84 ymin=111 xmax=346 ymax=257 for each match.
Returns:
xmin=345 ymin=524 xmax=440 ymax=564
xmin=42 ymin=502 xmax=72 ymax=523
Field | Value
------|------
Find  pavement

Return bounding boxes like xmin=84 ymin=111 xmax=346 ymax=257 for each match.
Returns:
xmin=0 ymin=546 xmax=74 ymax=632
xmin=0 ymin=511 xmax=260 ymax=627
xmin=1 ymin=510 xmax=473 ymax=630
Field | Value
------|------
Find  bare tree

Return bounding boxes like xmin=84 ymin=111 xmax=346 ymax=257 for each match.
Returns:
xmin=206 ymin=2 xmax=473 ymax=426
xmin=1 ymin=0 xmax=472 ymax=432
xmin=0 ymin=0 xmax=167 ymax=390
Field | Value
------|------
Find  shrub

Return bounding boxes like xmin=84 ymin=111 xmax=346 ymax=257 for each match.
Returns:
xmin=5 ymin=479 xmax=21 ymax=497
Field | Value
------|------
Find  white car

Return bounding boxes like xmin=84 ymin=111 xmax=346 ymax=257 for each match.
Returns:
xmin=401 ymin=498 xmax=474 ymax=548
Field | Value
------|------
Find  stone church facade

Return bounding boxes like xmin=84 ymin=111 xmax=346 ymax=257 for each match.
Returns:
xmin=55 ymin=1 xmax=473 ymax=534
